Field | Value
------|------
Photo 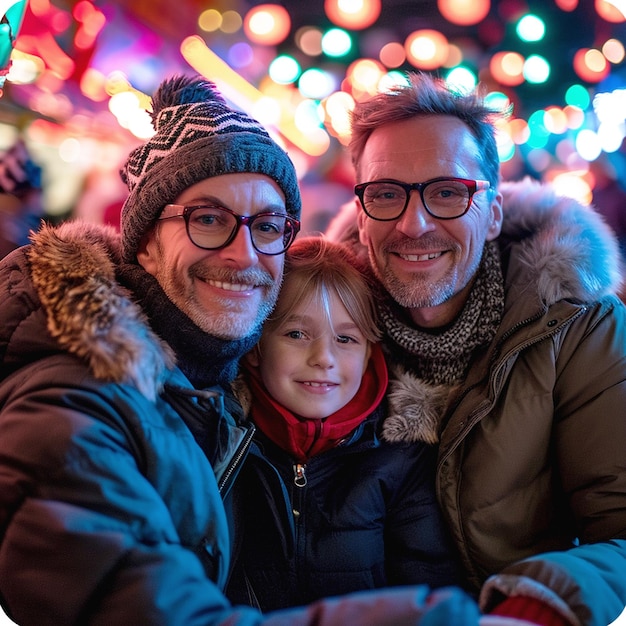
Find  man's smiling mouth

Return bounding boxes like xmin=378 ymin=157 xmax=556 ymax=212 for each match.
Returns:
xmin=205 ymin=279 xmax=255 ymax=292
xmin=397 ymin=251 xmax=444 ymax=262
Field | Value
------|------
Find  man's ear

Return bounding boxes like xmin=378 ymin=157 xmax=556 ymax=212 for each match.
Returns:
xmin=486 ymin=191 xmax=503 ymax=241
xmin=136 ymin=232 xmax=158 ymax=274
xmin=357 ymin=201 xmax=370 ymax=246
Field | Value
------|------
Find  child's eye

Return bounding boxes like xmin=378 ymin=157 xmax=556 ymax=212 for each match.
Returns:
xmin=286 ymin=330 xmax=305 ymax=339
xmin=336 ymin=335 xmax=356 ymax=344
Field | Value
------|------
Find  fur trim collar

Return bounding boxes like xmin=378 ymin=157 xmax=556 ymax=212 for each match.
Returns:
xmin=499 ymin=177 xmax=623 ymax=304
xmin=383 ymin=366 xmax=452 ymax=444
xmin=26 ymin=221 xmax=175 ymax=401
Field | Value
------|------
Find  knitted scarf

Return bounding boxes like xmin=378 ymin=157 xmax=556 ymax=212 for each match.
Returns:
xmin=117 ymin=263 xmax=260 ymax=389
xmin=382 ymin=242 xmax=504 ymax=444
xmin=245 ymin=343 xmax=388 ymax=463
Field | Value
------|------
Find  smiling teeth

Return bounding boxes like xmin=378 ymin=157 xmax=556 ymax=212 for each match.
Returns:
xmin=209 ymin=280 xmax=254 ymax=292
xmin=399 ymin=251 xmax=443 ymax=262
xmin=304 ymin=381 xmax=334 ymax=387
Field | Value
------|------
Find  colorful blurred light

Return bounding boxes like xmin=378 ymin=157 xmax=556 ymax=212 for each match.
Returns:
xmin=595 ymin=0 xmax=626 ymax=22
xmin=516 ymin=14 xmax=545 ymax=42
xmin=543 ymin=106 xmax=568 ymax=134
xmin=565 ymin=84 xmax=591 ymax=109
xmin=445 ymin=66 xmax=477 ymax=92
xmin=602 ymin=38 xmax=625 ymax=63
xmin=269 ymin=54 xmax=300 ymax=84
xmin=575 ymin=129 xmax=602 ymax=161
xmin=405 ymin=29 xmax=449 ymax=70
xmin=573 ymin=48 xmax=610 ymax=82
xmin=523 ymin=54 xmax=550 ymax=83
xmin=554 ymin=0 xmax=578 ymax=11
xmin=321 ymin=28 xmax=352 ymax=57
xmin=563 ymin=105 xmax=585 ymax=129
xmin=324 ymin=0 xmax=382 ymax=30
xmin=507 ymin=118 xmax=530 ymax=145
xmin=221 ymin=11 xmax=243 ymax=34
xmin=379 ymin=41 xmax=405 ymax=68
xmin=299 ymin=68 xmax=337 ymax=99
xmin=243 ymin=4 xmax=291 ymax=46
xmin=198 ymin=9 xmax=222 ymax=32
xmin=296 ymin=26 xmax=323 ymax=56
xmin=437 ymin=0 xmax=490 ymax=26
xmin=552 ymin=172 xmax=592 ymax=204
xmin=489 ymin=51 xmax=525 ymax=85
xmin=346 ymin=58 xmax=385 ymax=96
xmin=495 ymin=127 xmax=516 ymax=161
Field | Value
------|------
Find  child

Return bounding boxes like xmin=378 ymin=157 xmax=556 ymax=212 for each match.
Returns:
xmin=227 ymin=236 xmax=461 ymax=610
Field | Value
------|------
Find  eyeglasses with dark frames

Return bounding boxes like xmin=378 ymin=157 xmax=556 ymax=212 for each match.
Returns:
xmin=354 ymin=177 xmax=491 ymax=221
xmin=158 ymin=204 xmax=300 ymax=255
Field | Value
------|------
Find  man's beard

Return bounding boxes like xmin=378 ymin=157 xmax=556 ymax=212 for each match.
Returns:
xmin=375 ymin=265 xmax=456 ymax=308
xmin=368 ymin=240 xmax=482 ymax=310
xmin=159 ymin=262 xmax=280 ymax=340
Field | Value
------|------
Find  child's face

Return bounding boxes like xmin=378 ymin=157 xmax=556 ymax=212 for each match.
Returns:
xmin=253 ymin=287 xmax=372 ymax=419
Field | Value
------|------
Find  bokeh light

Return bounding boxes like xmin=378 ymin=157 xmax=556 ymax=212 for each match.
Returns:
xmin=573 ymin=48 xmax=610 ymax=82
xmin=595 ymin=0 xmax=626 ymax=22
xmin=321 ymin=28 xmax=352 ymax=57
xmin=244 ymin=4 xmax=291 ymax=46
xmin=269 ymin=55 xmax=301 ymax=84
xmin=437 ymin=0 xmax=491 ymax=26
xmin=489 ymin=51 xmax=525 ymax=85
xmin=296 ymin=26 xmax=323 ymax=56
xmin=575 ymin=129 xmax=602 ymax=161
xmin=405 ymin=29 xmax=449 ymax=70
xmin=516 ymin=14 xmax=546 ymax=42
xmin=602 ymin=38 xmax=625 ymax=64
xmin=379 ymin=41 xmax=406 ymax=68
xmin=324 ymin=0 xmax=382 ymax=30
xmin=523 ymin=54 xmax=550 ymax=83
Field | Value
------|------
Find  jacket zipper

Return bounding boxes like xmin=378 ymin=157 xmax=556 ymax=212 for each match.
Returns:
xmin=293 ymin=463 xmax=307 ymax=487
xmin=218 ymin=422 xmax=256 ymax=497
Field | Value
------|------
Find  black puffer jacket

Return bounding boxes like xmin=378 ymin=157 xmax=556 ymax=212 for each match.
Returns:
xmin=226 ymin=395 xmax=462 ymax=610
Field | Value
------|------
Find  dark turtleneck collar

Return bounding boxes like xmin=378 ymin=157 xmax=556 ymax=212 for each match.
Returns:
xmin=116 ymin=263 xmax=261 ymax=389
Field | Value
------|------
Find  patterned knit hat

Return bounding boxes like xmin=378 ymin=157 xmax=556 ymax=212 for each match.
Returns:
xmin=119 ymin=74 xmax=301 ymax=263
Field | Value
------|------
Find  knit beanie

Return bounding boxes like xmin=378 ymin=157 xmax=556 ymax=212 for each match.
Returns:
xmin=119 ymin=74 xmax=301 ymax=263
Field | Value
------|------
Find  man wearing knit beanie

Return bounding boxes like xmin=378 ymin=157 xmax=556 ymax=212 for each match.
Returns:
xmin=119 ymin=74 xmax=301 ymax=264
xmin=0 ymin=73 xmax=483 ymax=625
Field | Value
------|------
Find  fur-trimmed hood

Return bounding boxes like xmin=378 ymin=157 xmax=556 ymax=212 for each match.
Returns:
xmin=497 ymin=177 xmax=623 ymax=304
xmin=0 ymin=221 xmax=175 ymax=401
xmin=327 ymin=177 xmax=624 ymax=445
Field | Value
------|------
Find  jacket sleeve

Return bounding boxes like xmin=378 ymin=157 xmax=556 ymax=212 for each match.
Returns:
xmin=480 ymin=297 xmax=626 ymax=626
xmin=0 ymin=363 xmax=479 ymax=626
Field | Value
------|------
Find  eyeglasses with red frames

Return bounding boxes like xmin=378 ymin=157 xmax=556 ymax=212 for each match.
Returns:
xmin=158 ymin=204 xmax=300 ymax=255
xmin=354 ymin=177 xmax=491 ymax=221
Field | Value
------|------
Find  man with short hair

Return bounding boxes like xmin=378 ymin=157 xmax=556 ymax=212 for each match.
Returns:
xmin=0 ymin=74 xmax=479 ymax=625
xmin=333 ymin=71 xmax=626 ymax=626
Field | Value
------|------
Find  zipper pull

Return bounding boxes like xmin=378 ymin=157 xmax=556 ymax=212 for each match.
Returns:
xmin=293 ymin=463 xmax=307 ymax=487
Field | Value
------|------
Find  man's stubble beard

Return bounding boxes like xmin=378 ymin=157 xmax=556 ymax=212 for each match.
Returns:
xmin=368 ymin=245 xmax=483 ymax=310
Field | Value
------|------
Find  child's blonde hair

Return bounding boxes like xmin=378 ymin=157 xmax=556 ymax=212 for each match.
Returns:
xmin=265 ymin=236 xmax=381 ymax=343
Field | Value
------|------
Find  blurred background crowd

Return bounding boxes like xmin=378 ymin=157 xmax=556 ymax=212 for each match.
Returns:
xmin=0 ymin=0 xmax=625 ymax=254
